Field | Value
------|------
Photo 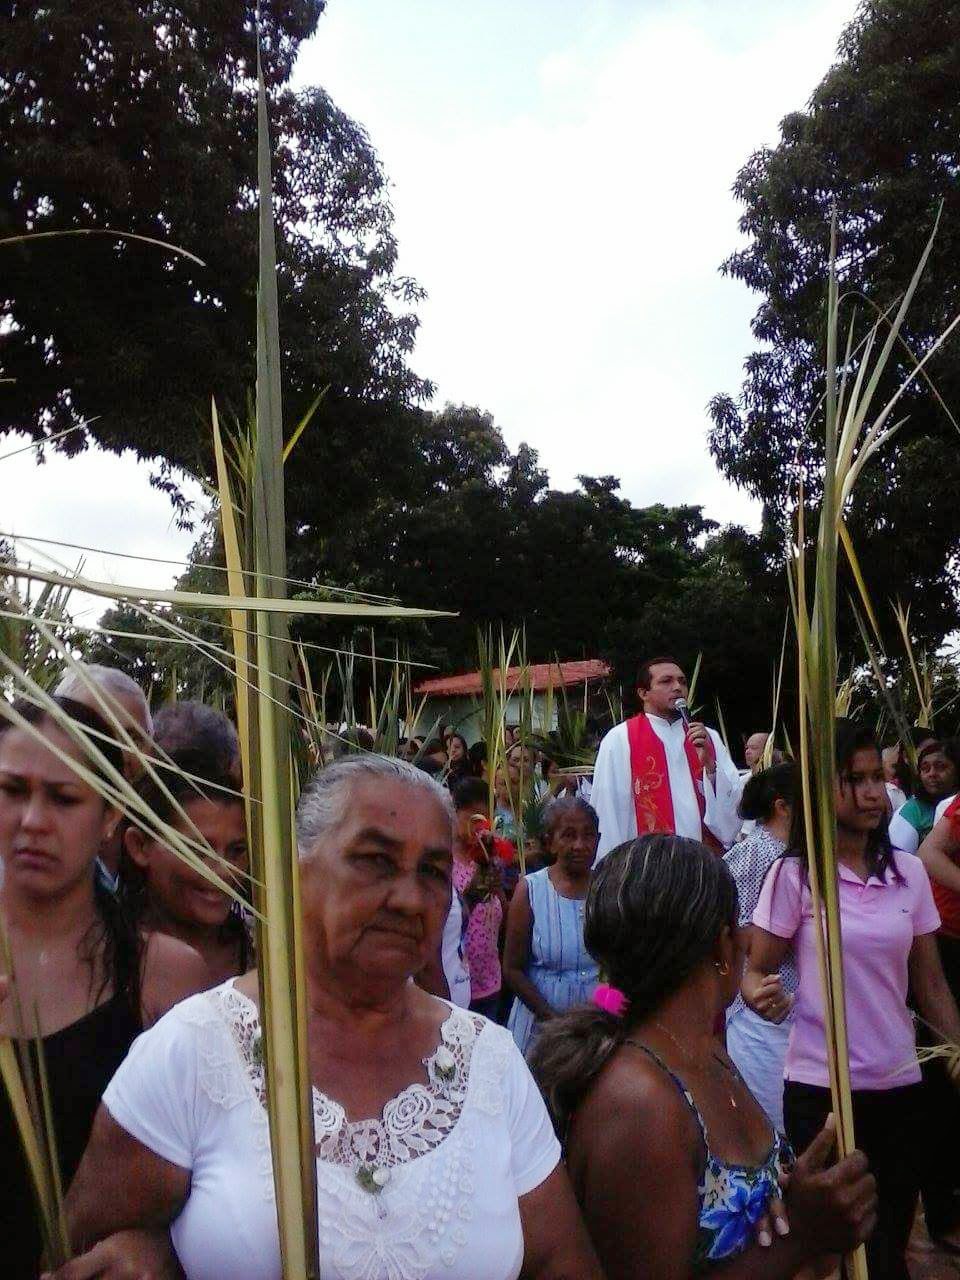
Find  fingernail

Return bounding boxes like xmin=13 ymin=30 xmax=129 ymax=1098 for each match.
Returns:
xmin=759 ymin=1230 xmax=772 ymax=1247
xmin=775 ymin=1217 xmax=790 ymax=1236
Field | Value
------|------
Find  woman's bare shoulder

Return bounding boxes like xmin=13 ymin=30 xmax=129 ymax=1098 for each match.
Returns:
xmin=573 ymin=1043 xmax=699 ymax=1157
xmin=140 ymin=932 xmax=212 ymax=1024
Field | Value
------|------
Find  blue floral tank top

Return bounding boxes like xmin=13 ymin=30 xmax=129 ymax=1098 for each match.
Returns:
xmin=629 ymin=1043 xmax=793 ymax=1270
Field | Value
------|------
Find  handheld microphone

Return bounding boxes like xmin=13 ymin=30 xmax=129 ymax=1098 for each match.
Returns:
xmin=674 ymin=698 xmax=692 ymax=728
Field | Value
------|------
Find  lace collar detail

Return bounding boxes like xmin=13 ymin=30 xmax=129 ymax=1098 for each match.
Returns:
xmin=216 ymin=982 xmax=486 ymax=1171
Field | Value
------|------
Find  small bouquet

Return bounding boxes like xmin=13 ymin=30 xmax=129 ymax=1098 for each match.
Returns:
xmin=462 ymin=816 xmax=510 ymax=907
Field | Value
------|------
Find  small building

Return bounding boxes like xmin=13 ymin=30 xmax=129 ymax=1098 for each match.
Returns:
xmin=413 ymin=659 xmax=611 ymax=744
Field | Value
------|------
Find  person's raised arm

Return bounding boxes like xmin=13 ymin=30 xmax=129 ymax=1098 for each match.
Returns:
xmin=503 ymin=877 xmax=555 ymax=1022
xmin=917 ymin=817 xmax=960 ymax=898
xmin=701 ymin=731 xmax=743 ymax=849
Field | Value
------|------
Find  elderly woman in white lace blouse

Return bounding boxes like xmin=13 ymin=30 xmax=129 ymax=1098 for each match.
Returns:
xmin=56 ymin=756 xmax=601 ymax=1280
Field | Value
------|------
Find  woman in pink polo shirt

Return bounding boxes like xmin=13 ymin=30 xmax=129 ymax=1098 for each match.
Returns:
xmin=745 ymin=722 xmax=960 ymax=1280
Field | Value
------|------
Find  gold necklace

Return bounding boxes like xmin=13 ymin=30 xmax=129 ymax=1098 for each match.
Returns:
xmin=650 ymin=1019 xmax=742 ymax=1111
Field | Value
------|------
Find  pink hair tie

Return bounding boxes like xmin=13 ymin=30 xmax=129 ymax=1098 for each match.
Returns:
xmin=593 ymin=984 xmax=629 ymax=1018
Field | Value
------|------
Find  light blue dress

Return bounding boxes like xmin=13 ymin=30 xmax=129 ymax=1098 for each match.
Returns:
xmin=507 ymin=867 xmax=599 ymax=1056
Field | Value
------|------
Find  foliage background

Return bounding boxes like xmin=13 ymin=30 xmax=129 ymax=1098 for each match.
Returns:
xmin=4 ymin=0 xmax=960 ymax=752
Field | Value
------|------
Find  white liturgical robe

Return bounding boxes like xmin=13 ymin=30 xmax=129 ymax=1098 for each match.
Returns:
xmin=591 ymin=714 xmax=742 ymax=858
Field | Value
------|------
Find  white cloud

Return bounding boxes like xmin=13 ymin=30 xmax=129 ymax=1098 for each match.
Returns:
xmin=3 ymin=0 xmax=857 ymax=631
xmin=298 ymin=0 xmax=857 ymax=526
xmin=2 ymin=434 xmax=206 ymax=622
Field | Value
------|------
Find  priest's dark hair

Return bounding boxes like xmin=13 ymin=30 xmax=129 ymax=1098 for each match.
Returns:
xmin=530 ymin=833 xmax=738 ymax=1135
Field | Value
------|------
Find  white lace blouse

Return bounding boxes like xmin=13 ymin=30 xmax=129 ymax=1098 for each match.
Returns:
xmin=102 ymin=980 xmax=560 ymax=1280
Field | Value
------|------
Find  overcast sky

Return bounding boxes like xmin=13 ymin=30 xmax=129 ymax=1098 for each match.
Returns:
xmin=4 ymin=0 xmax=857 ymax=620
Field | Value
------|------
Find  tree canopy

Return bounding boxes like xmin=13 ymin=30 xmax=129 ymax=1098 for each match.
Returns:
xmin=86 ymin=402 xmax=788 ymax=750
xmin=1 ymin=0 xmax=428 ymax=524
xmin=17 ymin=1 xmax=929 ymax=751
xmin=708 ymin=0 xmax=960 ymax=650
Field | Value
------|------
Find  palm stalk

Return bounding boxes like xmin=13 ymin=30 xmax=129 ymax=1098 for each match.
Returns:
xmin=760 ymin=616 xmax=790 ymax=770
xmin=0 ymin=932 xmax=71 ymax=1269
xmin=686 ymin=651 xmax=703 ymax=714
xmin=1 ymin=50 xmax=450 ymax=1277
xmin=793 ymin=208 xmax=959 ymax=1280
xmin=891 ymin=601 xmax=934 ymax=729
xmin=229 ymin=53 xmax=319 ymax=1278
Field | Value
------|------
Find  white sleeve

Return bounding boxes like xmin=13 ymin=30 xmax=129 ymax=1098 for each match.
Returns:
xmin=936 ymin=795 xmax=958 ymax=825
xmin=592 ymin=723 xmax=634 ymax=859
xmin=702 ymin=731 xmax=743 ymax=850
xmin=102 ymin=1001 xmax=202 ymax=1170
xmin=889 ymin=806 xmax=920 ymax=856
xmin=502 ymin=1033 xmax=561 ymax=1196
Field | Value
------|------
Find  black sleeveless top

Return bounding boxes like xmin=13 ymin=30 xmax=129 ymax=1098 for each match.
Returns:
xmin=0 ymin=992 xmax=142 ymax=1278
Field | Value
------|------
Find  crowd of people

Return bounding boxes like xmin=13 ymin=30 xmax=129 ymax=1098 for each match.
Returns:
xmin=3 ymin=653 xmax=960 ymax=1278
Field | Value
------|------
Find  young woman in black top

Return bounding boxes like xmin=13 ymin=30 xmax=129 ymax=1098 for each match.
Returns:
xmin=0 ymin=696 xmax=208 ymax=1278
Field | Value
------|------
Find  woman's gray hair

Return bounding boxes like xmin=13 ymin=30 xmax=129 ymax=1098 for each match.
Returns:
xmin=295 ymin=754 xmax=455 ymax=859
xmin=543 ymin=793 xmax=600 ymax=839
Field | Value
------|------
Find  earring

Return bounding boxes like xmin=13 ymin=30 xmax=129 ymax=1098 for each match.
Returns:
xmin=715 ymin=960 xmax=730 ymax=977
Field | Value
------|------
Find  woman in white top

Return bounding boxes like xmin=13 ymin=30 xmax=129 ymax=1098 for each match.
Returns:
xmin=57 ymin=755 xmax=601 ymax=1280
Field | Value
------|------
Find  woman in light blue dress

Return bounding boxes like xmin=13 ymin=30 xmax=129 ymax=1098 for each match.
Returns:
xmin=504 ymin=796 xmax=600 ymax=1055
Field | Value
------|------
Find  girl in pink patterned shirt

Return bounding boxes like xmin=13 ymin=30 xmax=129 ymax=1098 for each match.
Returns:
xmin=451 ymin=777 xmax=507 ymax=1019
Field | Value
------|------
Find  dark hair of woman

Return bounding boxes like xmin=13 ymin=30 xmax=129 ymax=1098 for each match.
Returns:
xmin=445 ymin=732 xmax=471 ymax=776
xmin=449 ymin=774 xmax=490 ymax=813
xmin=467 ymin=739 xmax=488 ymax=773
xmin=530 ymin=833 xmax=738 ymax=1134
xmin=738 ymin=760 xmax=797 ymax=823
xmin=0 ymin=696 xmax=142 ymax=1011
xmin=786 ymin=719 xmax=902 ymax=885
xmin=121 ymin=745 xmax=250 ymax=969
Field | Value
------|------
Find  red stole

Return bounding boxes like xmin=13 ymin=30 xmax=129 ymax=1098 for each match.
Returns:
xmin=626 ymin=713 xmax=720 ymax=852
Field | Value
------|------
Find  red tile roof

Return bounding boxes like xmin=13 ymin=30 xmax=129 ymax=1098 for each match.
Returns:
xmin=414 ymin=659 xmax=610 ymax=699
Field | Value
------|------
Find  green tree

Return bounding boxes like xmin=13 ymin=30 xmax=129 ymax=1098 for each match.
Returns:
xmin=86 ymin=403 xmax=785 ymax=749
xmin=1 ymin=1 xmax=429 ymax=526
xmin=708 ymin=0 xmax=960 ymax=650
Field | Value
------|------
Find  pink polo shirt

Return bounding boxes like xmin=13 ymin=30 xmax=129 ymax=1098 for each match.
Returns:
xmin=753 ymin=853 xmax=940 ymax=1090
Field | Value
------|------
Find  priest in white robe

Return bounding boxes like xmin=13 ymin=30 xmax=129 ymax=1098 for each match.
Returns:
xmin=592 ymin=656 xmax=742 ymax=858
